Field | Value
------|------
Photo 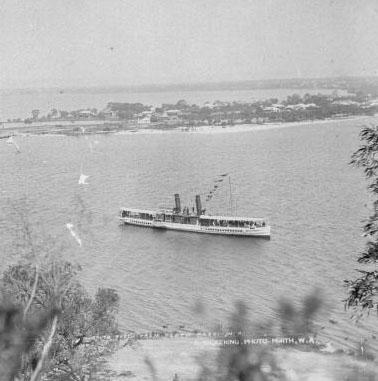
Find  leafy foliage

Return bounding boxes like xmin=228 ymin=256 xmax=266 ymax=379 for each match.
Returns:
xmin=196 ymin=302 xmax=284 ymax=381
xmin=1 ymin=259 xmax=120 ymax=380
xmin=345 ymin=125 xmax=378 ymax=313
xmin=106 ymin=102 xmax=150 ymax=119
xmin=194 ymin=294 xmax=322 ymax=381
xmin=0 ymin=205 xmax=122 ymax=380
xmin=278 ymin=291 xmax=322 ymax=336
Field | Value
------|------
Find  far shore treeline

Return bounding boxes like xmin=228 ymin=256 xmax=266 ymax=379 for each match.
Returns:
xmin=4 ymin=91 xmax=378 ymax=129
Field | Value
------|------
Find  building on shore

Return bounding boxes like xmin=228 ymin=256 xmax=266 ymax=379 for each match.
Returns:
xmin=137 ymin=111 xmax=153 ymax=125
xmin=78 ymin=109 xmax=97 ymax=119
xmin=102 ymin=107 xmax=118 ymax=120
xmin=165 ymin=110 xmax=183 ymax=125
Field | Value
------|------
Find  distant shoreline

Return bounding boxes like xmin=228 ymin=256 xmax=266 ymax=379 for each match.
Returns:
xmin=0 ymin=76 xmax=361 ymax=95
xmin=0 ymin=114 xmax=375 ymax=140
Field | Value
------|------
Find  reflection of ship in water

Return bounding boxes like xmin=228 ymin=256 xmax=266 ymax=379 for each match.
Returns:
xmin=120 ymin=193 xmax=270 ymax=237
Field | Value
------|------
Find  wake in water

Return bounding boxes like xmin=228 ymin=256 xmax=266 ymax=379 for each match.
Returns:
xmin=66 ymin=129 xmax=100 ymax=245
xmin=66 ymin=223 xmax=82 ymax=247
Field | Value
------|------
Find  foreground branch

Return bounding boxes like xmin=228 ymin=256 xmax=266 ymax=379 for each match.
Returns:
xmin=30 ymin=314 xmax=58 ymax=381
xmin=23 ymin=265 xmax=39 ymax=319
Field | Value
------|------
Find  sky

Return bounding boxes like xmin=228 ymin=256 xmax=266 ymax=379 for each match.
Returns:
xmin=1 ymin=0 xmax=378 ymax=89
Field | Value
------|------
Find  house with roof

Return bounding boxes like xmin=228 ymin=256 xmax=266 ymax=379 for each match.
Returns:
xmin=165 ymin=110 xmax=183 ymax=125
xmin=137 ymin=111 xmax=152 ymax=124
xmin=78 ymin=109 xmax=96 ymax=118
xmin=154 ymin=109 xmax=183 ymax=125
xmin=102 ymin=107 xmax=118 ymax=119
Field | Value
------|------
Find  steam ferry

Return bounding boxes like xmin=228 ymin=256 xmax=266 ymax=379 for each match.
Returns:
xmin=119 ymin=194 xmax=270 ymax=237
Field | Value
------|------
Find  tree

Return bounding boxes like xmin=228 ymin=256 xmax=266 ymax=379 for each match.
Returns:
xmin=60 ymin=110 xmax=69 ymax=119
xmin=91 ymin=288 xmax=120 ymax=336
xmin=345 ymin=125 xmax=378 ymax=315
xmin=1 ymin=259 xmax=120 ymax=380
xmin=31 ymin=110 xmax=40 ymax=120
xmin=0 ymin=205 xmax=120 ymax=380
xmin=277 ymin=291 xmax=322 ymax=336
xmin=284 ymin=94 xmax=302 ymax=105
xmin=175 ymin=99 xmax=189 ymax=110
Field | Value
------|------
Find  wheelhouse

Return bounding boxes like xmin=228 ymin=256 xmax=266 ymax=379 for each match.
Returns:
xmin=156 ymin=209 xmax=199 ymax=225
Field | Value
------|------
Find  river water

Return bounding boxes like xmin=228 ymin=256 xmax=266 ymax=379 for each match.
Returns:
xmin=0 ymin=95 xmax=376 ymax=351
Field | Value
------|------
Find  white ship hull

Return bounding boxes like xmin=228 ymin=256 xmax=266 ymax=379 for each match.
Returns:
xmin=120 ymin=217 xmax=270 ymax=237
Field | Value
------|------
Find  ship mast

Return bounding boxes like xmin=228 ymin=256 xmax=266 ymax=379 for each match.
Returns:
xmin=229 ymin=176 xmax=233 ymax=215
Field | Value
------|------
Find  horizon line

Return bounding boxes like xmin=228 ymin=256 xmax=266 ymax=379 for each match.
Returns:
xmin=2 ymin=75 xmax=377 ymax=94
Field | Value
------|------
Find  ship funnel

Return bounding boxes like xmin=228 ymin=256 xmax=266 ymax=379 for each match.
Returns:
xmin=195 ymin=195 xmax=202 ymax=216
xmin=174 ymin=194 xmax=181 ymax=213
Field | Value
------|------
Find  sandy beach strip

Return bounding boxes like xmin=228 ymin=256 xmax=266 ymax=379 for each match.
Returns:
xmin=116 ymin=115 xmax=378 ymax=136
